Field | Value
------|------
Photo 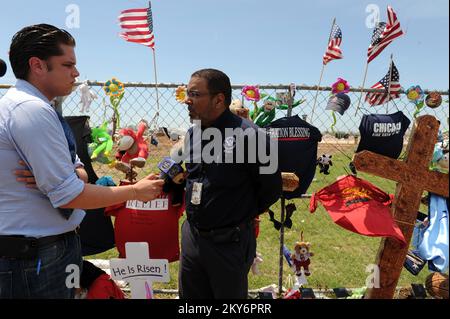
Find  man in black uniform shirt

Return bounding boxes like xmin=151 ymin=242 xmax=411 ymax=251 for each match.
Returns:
xmin=178 ymin=69 xmax=282 ymax=299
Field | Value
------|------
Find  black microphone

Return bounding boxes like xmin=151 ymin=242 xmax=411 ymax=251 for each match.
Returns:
xmin=0 ymin=58 xmax=7 ymax=77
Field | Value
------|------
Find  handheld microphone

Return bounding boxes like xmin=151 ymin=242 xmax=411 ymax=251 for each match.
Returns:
xmin=0 ymin=58 xmax=7 ymax=77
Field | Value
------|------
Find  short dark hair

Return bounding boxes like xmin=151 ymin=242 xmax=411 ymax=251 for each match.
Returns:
xmin=9 ymin=24 xmax=76 ymax=80
xmin=191 ymin=68 xmax=232 ymax=106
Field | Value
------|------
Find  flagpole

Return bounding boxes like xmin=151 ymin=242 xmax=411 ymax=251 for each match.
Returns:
xmin=151 ymin=48 xmax=161 ymax=131
xmin=354 ymin=62 xmax=369 ymax=116
xmin=384 ymin=54 xmax=394 ymax=113
xmin=310 ymin=17 xmax=336 ymax=124
xmin=310 ymin=65 xmax=325 ymax=124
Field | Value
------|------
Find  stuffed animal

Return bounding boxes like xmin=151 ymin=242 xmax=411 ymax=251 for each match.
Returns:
xmin=317 ymin=154 xmax=333 ymax=175
xmin=248 ymin=96 xmax=306 ymax=126
xmin=89 ymin=121 xmax=113 ymax=162
xmin=251 ymin=252 xmax=263 ymax=275
xmin=115 ymin=120 xmax=149 ymax=167
xmin=229 ymin=99 xmax=249 ymax=119
xmin=425 ymin=272 xmax=449 ymax=299
xmin=254 ymin=99 xmax=276 ymax=127
xmin=291 ymin=241 xmax=314 ymax=276
xmin=79 ymin=80 xmax=97 ymax=113
xmin=162 ymin=127 xmax=185 ymax=141
xmin=436 ymin=151 xmax=449 ymax=172
xmin=432 ymin=144 xmax=449 ymax=173
xmin=157 ymin=156 xmax=186 ymax=207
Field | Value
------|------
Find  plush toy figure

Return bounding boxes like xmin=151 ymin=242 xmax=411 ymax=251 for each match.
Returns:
xmin=431 ymin=143 xmax=449 ymax=173
xmin=254 ymin=99 xmax=276 ymax=127
xmin=115 ymin=120 xmax=149 ymax=167
xmin=157 ymin=156 xmax=186 ymax=207
xmin=89 ymin=121 xmax=113 ymax=162
xmin=162 ymin=127 xmax=185 ymax=141
xmin=229 ymin=99 xmax=249 ymax=119
xmin=251 ymin=252 xmax=263 ymax=275
xmin=317 ymin=154 xmax=333 ymax=175
xmin=291 ymin=241 xmax=314 ymax=276
xmin=79 ymin=80 xmax=97 ymax=113
xmin=437 ymin=152 xmax=449 ymax=171
xmin=249 ymin=96 xmax=306 ymax=127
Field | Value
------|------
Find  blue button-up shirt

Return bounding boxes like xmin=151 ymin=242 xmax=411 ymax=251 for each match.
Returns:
xmin=0 ymin=80 xmax=85 ymax=237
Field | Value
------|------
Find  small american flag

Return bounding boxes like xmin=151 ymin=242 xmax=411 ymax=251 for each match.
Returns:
xmin=365 ymin=61 xmax=401 ymax=106
xmin=323 ymin=24 xmax=343 ymax=65
xmin=119 ymin=1 xmax=155 ymax=49
xmin=367 ymin=6 xmax=403 ymax=63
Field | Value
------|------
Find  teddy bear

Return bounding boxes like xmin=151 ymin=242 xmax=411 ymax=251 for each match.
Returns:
xmin=317 ymin=154 xmax=333 ymax=175
xmin=291 ymin=241 xmax=314 ymax=276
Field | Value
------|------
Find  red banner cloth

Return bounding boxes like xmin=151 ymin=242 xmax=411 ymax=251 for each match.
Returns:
xmin=309 ymin=175 xmax=406 ymax=246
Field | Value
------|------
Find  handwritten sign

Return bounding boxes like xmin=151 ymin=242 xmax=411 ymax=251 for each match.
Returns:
xmin=109 ymin=242 xmax=169 ymax=299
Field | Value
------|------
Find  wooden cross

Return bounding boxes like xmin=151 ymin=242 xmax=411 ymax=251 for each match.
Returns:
xmin=353 ymin=115 xmax=449 ymax=299
xmin=109 ymin=242 xmax=170 ymax=299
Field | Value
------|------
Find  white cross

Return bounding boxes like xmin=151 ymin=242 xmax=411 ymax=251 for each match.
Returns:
xmin=109 ymin=242 xmax=169 ymax=299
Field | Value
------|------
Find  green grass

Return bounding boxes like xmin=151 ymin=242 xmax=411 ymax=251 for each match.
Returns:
xmin=86 ymin=150 xmax=432 ymax=295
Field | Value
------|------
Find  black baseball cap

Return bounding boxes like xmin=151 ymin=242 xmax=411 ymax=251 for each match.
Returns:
xmin=326 ymin=93 xmax=351 ymax=115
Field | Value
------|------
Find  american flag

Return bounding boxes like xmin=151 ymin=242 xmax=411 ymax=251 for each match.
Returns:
xmin=119 ymin=1 xmax=155 ymax=49
xmin=367 ymin=6 xmax=403 ymax=63
xmin=323 ymin=24 xmax=343 ymax=65
xmin=365 ymin=62 xmax=401 ymax=106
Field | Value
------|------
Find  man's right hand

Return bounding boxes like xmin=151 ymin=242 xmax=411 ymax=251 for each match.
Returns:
xmin=132 ymin=173 xmax=165 ymax=202
xmin=14 ymin=160 xmax=37 ymax=188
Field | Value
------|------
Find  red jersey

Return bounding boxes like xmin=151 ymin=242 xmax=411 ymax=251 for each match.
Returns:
xmin=105 ymin=187 xmax=184 ymax=262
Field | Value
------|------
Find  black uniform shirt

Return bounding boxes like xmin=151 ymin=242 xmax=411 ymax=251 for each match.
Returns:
xmin=356 ymin=111 xmax=411 ymax=159
xmin=265 ymin=115 xmax=322 ymax=199
xmin=184 ymin=109 xmax=282 ymax=230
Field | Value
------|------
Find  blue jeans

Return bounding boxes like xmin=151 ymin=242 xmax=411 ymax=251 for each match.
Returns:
xmin=0 ymin=232 xmax=82 ymax=299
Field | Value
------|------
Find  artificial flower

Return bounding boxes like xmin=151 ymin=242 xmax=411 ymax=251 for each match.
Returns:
xmin=241 ymin=85 xmax=261 ymax=102
xmin=175 ymin=85 xmax=187 ymax=103
xmin=405 ymin=85 xmax=424 ymax=104
xmin=331 ymin=78 xmax=350 ymax=94
xmin=103 ymin=78 xmax=124 ymax=97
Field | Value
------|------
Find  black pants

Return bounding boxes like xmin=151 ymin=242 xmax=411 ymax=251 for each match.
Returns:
xmin=178 ymin=220 xmax=256 ymax=299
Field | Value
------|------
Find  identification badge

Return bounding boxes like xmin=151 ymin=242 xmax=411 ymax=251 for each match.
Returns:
xmin=191 ymin=182 xmax=203 ymax=205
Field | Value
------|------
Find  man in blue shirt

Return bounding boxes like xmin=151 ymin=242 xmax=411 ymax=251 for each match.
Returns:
xmin=0 ymin=24 xmax=164 ymax=299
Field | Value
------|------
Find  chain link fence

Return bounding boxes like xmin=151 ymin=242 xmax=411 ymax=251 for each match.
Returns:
xmin=1 ymin=82 xmax=448 ymax=293
xmin=1 ymin=81 xmax=448 ymax=197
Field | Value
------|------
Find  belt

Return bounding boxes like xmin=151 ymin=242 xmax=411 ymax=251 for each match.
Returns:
xmin=191 ymin=220 xmax=252 ymax=238
xmin=35 ymin=230 xmax=77 ymax=246
xmin=0 ymin=230 xmax=77 ymax=260
xmin=0 ymin=230 xmax=77 ymax=248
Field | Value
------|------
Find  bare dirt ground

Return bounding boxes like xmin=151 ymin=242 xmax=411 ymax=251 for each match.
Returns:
xmin=318 ymin=134 xmax=358 ymax=154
